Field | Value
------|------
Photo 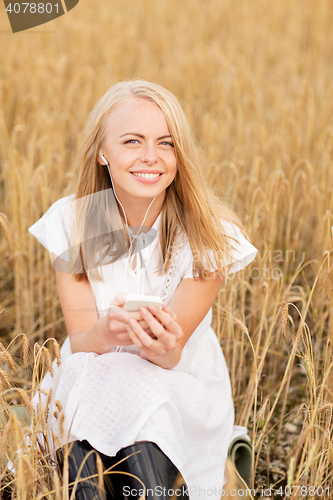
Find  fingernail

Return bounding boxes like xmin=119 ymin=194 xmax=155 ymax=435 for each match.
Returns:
xmin=140 ymin=307 xmax=148 ymax=316
xmin=128 ymin=319 xmax=136 ymax=327
xmin=149 ymin=305 xmax=157 ymax=313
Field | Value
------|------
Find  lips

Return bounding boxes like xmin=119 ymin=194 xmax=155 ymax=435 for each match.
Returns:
xmin=130 ymin=170 xmax=163 ymax=174
xmin=130 ymin=172 xmax=164 ymax=183
xmin=130 ymin=172 xmax=163 ymax=178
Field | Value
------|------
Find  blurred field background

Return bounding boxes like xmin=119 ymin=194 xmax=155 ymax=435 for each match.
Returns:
xmin=0 ymin=0 xmax=332 ymax=498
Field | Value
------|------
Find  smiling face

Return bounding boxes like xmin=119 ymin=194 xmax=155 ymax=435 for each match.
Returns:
xmin=98 ymin=97 xmax=178 ymax=212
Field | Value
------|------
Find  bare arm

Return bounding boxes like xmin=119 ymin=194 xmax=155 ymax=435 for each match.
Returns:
xmin=168 ymin=270 xmax=227 ymax=351
xmin=54 ymin=265 xmax=154 ymax=354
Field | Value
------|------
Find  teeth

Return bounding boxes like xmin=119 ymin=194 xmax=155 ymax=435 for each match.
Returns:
xmin=132 ymin=172 xmax=161 ymax=178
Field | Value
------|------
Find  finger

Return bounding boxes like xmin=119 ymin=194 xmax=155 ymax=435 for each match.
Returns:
xmin=126 ymin=322 xmax=145 ymax=350
xmin=127 ymin=320 xmax=165 ymax=354
xmin=108 ymin=308 xmax=144 ymax=324
xmin=161 ymin=304 xmax=177 ymax=321
xmin=123 ymin=322 xmax=155 ymax=338
xmin=139 ymin=308 xmax=181 ymax=350
xmin=139 ymin=307 xmax=166 ymax=338
xmin=113 ymin=328 xmax=154 ymax=342
xmin=137 ymin=325 xmax=155 ymax=338
xmin=113 ymin=331 xmax=134 ymax=341
xmin=134 ymin=318 xmax=154 ymax=335
xmin=137 ymin=319 xmax=151 ymax=330
xmin=109 ymin=291 xmax=128 ymax=307
xmin=145 ymin=306 xmax=181 ymax=337
xmin=111 ymin=326 xmax=149 ymax=346
xmin=107 ymin=316 xmax=151 ymax=341
xmin=109 ymin=331 xmax=136 ymax=345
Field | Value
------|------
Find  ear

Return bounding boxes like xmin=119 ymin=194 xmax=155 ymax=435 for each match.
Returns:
xmin=97 ymin=152 xmax=108 ymax=166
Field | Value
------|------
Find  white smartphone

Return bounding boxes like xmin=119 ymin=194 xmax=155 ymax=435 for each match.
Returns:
xmin=124 ymin=294 xmax=163 ymax=312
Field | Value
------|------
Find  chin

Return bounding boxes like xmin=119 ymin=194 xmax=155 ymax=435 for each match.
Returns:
xmin=135 ymin=190 xmax=164 ymax=199
xmin=132 ymin=185 xmax=166 ymax=195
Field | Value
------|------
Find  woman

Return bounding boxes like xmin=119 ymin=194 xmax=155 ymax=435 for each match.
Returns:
xmin=29 ymin=79 xmax=258 ymax=500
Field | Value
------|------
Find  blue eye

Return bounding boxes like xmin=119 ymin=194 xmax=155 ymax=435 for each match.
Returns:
xmin=124 ymin=139 xmax=174 ymax=147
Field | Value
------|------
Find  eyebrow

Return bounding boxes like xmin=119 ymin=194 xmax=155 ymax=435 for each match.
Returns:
xmin=120 ymin=133 xmax=172 ymax=140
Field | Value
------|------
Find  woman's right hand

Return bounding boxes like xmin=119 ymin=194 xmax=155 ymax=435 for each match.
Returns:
xmin=96 ymin=292 xmax=155 ymax=353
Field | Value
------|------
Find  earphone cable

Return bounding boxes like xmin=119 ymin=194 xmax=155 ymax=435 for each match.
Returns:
xmin=105 ymin=162 xmax=156 ymax=290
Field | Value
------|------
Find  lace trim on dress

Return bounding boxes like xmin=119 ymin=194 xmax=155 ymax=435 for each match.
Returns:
xmin=161 ymin=230 xmax=189 ymax=306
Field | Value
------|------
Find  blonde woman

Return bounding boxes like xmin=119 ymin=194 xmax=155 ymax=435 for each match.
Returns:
xmin=29 ymin=79 xmax=258 ymax=500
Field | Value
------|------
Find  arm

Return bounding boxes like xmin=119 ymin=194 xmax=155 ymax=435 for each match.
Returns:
xmin=54 ymin=265 xmax=155 ymax=355
xmin=168 ymin=270 xmax=227 ymax=351
xmin=55 ymin=268 xmax=101 ymax=354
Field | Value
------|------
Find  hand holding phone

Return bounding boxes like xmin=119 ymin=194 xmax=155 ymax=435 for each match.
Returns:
xmin=124 ymin=294 xmax=163 ymax=312
xmin=102 ymin=293 xmax=159 ymax=352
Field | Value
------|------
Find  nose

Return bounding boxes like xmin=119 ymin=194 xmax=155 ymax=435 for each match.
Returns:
xmin=140 ymin=143 xmax=158 ymax=165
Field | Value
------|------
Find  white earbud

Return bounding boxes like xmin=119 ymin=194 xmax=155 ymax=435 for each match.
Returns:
xmin=100 ymin=153 xmax=108 ymax=165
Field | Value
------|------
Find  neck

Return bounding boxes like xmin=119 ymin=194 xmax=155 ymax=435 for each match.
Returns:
xmin=116 ymin=193 xmax=165 ymax=228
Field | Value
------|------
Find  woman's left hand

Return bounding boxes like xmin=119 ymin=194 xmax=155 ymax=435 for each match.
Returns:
xmin=126 ymin=304 xmax=184 ymax=369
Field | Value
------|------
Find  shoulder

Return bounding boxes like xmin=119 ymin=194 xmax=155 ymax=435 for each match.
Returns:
xmin=219 ymin=217 xmax=249 ymax=242
xmin=42 ymin=194 xmax=75 ymax=219
xmin=28 ymin=194 xmax=76 ymax=255
xmin=219 ymin=217 xmax=258 ymax=254
xmin=44 ymin=193 xmax=76 ymax=224
xmin=29 ymin=193 xmax=75 ymax=231
xmin=177 ymin=217 xmax=258 ymax=278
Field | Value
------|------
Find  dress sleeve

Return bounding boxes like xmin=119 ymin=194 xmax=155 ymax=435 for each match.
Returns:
xmin=182 ymin=218 xmax=258 ymax=279
xmin=28 ymin=194 xmax=75 ymax=261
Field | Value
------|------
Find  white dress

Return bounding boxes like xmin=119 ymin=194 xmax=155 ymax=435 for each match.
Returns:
xmin=28 ymin=194 xmax=258 ymax=500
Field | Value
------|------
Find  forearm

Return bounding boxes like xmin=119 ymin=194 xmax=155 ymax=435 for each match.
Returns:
xmin=69 ymin=315 xmax=112 ymax=355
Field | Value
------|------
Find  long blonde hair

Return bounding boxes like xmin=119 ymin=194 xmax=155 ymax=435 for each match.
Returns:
xmin=66 ymin=79 xmax=250 ymax=283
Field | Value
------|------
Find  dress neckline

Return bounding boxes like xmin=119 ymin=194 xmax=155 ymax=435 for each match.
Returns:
xmin=126 ymin=212 xmax=162 ymax=275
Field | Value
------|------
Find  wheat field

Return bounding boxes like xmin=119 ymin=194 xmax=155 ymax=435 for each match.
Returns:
xmin=0 ymin=0 xmax=332 ymax=498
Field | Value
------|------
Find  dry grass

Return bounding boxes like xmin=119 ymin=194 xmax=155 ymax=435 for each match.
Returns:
xmin=0 ymin=0 xmax=332 ymax=498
